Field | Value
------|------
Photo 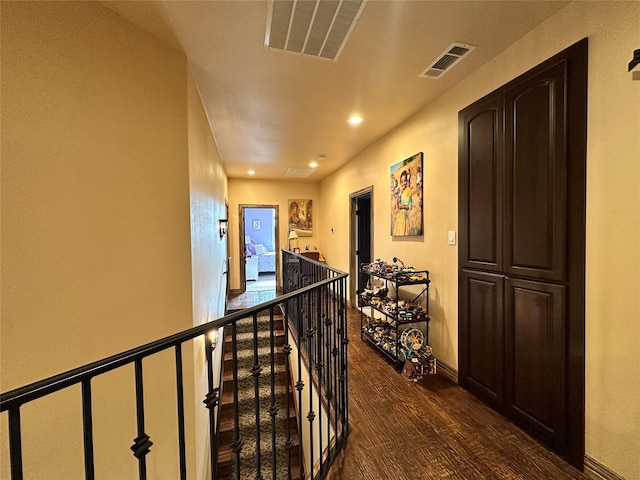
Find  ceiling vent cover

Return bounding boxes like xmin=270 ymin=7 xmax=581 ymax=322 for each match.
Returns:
xmin=420 ymin=42 xmax=476 ymax=79
xmin=285 ymin=167 xmax=316 ymax=178
xmin=265 ymin=0 xmax=367 ymax=61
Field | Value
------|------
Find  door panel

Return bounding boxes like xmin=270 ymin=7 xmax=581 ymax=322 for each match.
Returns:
xmin=504 ymin=61 xmax=567 ymax=281
xmin=505 ymin=278 xmax=566 ymax=447
xmin=460 ymin=270 xmax=504 ymax=406
xmin=459 ymin=95 xmax=504 ymax=272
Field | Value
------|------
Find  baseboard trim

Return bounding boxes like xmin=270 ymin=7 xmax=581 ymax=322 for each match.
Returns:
xmin=435 ymin=358 xmax=458 ymax=384
xmin=584 ymin=455 xmax=624 ymax=480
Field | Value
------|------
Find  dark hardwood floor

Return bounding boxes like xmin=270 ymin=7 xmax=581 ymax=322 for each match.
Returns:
xmin=225 ymin=291 xmax=589 ymax=479
xmin=326 ymin=309 xmax=589 ymax=480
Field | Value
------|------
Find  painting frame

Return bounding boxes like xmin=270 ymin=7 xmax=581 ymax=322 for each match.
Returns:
xmin=390 ymin=152 xmax=423 ymax=237
xmin=288 ymin=199 xmax=313 ymax=237
xmin=252 ymin=219 xmax=261 ymax=230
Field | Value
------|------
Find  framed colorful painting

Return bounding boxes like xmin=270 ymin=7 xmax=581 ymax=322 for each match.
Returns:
xmin=390 ymin=152 xmax=423 ymax=236
xmin=288 ymin=199 xmax=313 ymax=237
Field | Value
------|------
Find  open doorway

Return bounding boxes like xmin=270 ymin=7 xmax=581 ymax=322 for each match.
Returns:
xmin=350 ymin=187 xmax=373 ymax=307
xmin=240 ymin=205 xmax=278 ymax=294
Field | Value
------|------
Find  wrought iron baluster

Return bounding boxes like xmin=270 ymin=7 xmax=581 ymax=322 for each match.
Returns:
xmin=8 ymin=407 xmax=23 ymax=480
xmin=81 ymin=379 xmax=95 ymax=480
xmin=341 ymin=278 xmax=350 ymax=439
xmin=203 ymin=334 xmax=218 ymax=480
xmin=332 ymin=281 xmax=340 ymax=444
xmin=324 ymin=286 xmax=333 ymax=466
xmin=174 ymin=344 xmax=187 ymax=480
xmin=295 ymin=297 xmax=305 ymax=480
xmin=283 ymin=312 xmax=293 ymax=480
xmin=250 ymin=313 xmax=263 ymax=478
xmin=131 ymin=359 xmax=152 ymax=480
xmin=307 ymin=290 xmax=316 ymax=480
xmin=268 ymin=308 xmax=278 ymax=480
xmin=316 ymin=286 xmax=324 ymax=474
xmin=230 ymin=321 xmax=243 ymax=480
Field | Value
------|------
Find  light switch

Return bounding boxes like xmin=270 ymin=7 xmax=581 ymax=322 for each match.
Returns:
xmin=448 ymin=230 xmax=457 ymax=245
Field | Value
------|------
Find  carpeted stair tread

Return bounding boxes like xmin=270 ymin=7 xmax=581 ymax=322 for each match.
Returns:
xmin=216 ymin=313 xmax=301 ymax=479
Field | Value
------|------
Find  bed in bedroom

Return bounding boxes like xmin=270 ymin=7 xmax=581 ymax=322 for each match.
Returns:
xmin=245 ymin=237 xmax=276 ymax=274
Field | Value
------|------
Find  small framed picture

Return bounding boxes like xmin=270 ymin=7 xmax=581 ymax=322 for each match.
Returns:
xmin=293 ymin=247 xmax=301 ymax=253
xmin=252 ymin=220 xmax=261 ymax=230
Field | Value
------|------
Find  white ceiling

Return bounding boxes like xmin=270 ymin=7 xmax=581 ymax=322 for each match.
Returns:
xmin=102 ymin=0 xmax=569 ymax=181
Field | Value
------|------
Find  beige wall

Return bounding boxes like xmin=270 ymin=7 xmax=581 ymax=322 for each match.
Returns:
xmin=320 ymin=2 xmax=640 ymax=478
xmin=227 ymin=179 xmax=320 ymax=290
xmin=186 ymin=63 xmax=229 ymax=479
xmin=1 ymin=2 xmax=202 ymax=478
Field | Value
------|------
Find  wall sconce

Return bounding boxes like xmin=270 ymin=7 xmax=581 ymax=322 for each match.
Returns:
xmin=208 ymin=329 xmax=219 ymax=351
xmin=288 ymin=229 xmax=299 ymax=250
xmin=218 ymin=219 xmax=228 ymax=239
xmin=628 ymin=48 xmax=640 ymax=71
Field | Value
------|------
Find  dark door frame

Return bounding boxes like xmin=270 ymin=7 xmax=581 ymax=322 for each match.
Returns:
xmin=349 ymin=186 xmax=373 ymax=307
xmin=238 ymin=204 xmax=280 ymax=294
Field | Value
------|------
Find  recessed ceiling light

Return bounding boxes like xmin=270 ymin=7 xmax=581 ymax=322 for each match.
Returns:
xmin=348 ymin=116 xmax=363 ymax=126
xmin=309 ymin=161 xmax=318 ymax=168
xmin=248 ymin=170 xmax=255 ymax=175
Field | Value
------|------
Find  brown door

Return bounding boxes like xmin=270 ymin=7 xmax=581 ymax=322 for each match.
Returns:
xmin=458 ymin=38 xmax=587 ymax=468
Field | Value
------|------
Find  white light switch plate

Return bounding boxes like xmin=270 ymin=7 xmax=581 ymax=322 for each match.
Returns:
xmin=448 ymin=230 xmax=457 ymax=245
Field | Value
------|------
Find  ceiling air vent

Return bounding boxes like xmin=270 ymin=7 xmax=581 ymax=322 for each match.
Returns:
xmin=265 ymin=0 xmax=367 ymax=61
xmin=285 ymin=167 xmax=316 ymax=178
xmin=420 ymin=42 xmax=476 ymax=79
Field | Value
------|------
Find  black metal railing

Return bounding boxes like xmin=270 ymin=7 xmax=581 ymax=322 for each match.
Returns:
xmin=281 ymin=251 xmax=350 ymax=478
xmin=1 ymin=256 xmax=348 ymax=480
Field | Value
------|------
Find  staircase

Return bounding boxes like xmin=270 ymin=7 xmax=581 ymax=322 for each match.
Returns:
xmin=217 ymin=311 xmax=302 ymax=479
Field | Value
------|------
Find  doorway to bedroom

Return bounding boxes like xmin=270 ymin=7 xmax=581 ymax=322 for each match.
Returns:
xmin=240 ymin=205 xmax=278 ymax=296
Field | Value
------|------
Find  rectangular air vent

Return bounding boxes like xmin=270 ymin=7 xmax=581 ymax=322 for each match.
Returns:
xmin=285 ymin=167 xmax=316 ymax=178
xmin=265 ymin=0 xmax=367 ymax=61
xmin=420 ymin=42 xmax=476 ymax=79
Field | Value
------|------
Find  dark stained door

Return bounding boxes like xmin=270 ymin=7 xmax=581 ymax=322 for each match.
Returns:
xmin=356 ymin=195 xmax=371 ymax=297
xmin=458 ymin=38 xmax=587 ymax=468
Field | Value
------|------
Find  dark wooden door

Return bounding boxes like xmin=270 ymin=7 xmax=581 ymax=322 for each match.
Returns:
xmin=458 ymin=39 xmax=587 ymax=468
xmin=356 ymin=195 xmax=371 ymax=296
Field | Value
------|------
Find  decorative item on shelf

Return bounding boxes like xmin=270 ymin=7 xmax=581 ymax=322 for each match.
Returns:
xmin=402 ymin=358 xmax=422 ymax=382
xmin=392 ymin=256 xmax=405 ymax=268
xmin=400 ymin=328 xmax=424 ymax=351
xmin=218 ymin=219 xmax=228 ymax=239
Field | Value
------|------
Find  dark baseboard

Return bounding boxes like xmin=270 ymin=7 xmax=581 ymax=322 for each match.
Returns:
xmin=584 ymin=455 xmax=624 ymax=480
xmin=435 ymin=358 xmax=458 ymax=384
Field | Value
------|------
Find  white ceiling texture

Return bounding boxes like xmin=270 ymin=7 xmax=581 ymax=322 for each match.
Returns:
xmin=102 ymin=0 xmax=569 ymax=180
